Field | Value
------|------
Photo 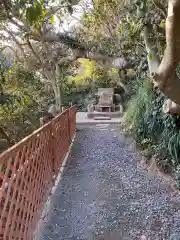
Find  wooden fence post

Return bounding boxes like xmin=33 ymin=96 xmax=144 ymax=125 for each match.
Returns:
xmin=50 ymin=121 xmax=56 ymax=182
xmin=68 ymin=108 xmax=71 ymax=144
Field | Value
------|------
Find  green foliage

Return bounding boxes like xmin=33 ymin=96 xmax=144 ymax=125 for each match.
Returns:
xmin=63 ymin=83 xmax=92 ymax=111
xmin=159 ymin=19 xmax=165 ymax=29
xmin=0 ymin=62 xmax=49 ymax=151
xmin=95 ymin=71 xmax=112 ymax=88
xmin=124 ymin=77 xmax=153 ymax=142
xmin=26 ymin=2 xmax=46 ymax=25
xmin=0 ymin=0 xmax=80 ymax=31
xmin=125 ymin=75 xmax=180 ymax=178
xmin=71 ymin=58 xmax=97 ymax=83
xmin=63 ymin=62 xmax=115 ymax=111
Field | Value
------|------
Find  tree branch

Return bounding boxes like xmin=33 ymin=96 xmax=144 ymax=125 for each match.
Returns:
xmin=31 ymin=31 xmax=135 ymax=69
xmin=26 ymin=38 xmax=42 ymax=63
xmin=5 ymin=28 xmax=27 ymax=62
xmin=31 ymin=31 xmax=87 ymax=50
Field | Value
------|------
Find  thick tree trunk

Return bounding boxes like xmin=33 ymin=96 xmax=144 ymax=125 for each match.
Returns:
xmin=144 ymin=0 xmax=180 ymax=114
xmin=152 ymin=0 xmax=180 ymax=105
xmin=44 ymin=67 xmax=63 ymax=112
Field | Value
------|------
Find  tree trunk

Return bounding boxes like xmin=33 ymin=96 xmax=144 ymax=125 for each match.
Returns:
xmin=44 ymin=68 xmax=63 ymax=111
xmin=144 ymin=0 xmax=180 ymax=114
xmin=51 ymin=81 xmax=62 ymax=111
xmin=152 ymin=0 xmax=180 ymax=105
xmin=118 ymin=69 xmax=128 ymax=92
xmin=143 ymin=24 xmax=160 ymax=80
xmin=55 ymin=84 xmax=63 ymax=111
xmin=55 ymin=64 xmax=63 ymax=112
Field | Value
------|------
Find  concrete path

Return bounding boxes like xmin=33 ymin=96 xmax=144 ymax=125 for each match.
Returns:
xmin=35 ymin=125 xmax=180 ymax=240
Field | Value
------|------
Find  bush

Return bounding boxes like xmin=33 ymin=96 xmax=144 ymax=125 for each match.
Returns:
xmin=124 ymin=77 xmax=153 ymax=142
xmin=125 ymin=75 xmax=180 ymax=179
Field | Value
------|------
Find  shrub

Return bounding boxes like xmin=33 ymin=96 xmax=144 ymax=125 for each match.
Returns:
xmin=124 ymin=77 xmax=153 ymax=142
xmin=125 ymin=75 xmax=180 ymax=178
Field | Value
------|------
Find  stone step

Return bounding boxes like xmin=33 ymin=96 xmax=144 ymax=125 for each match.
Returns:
xmin=93 ymin=116 xmax=111 ymax=120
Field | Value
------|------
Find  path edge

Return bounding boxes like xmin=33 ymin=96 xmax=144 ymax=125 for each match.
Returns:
xmin=33 ymin=133 xmax=76 ymax=239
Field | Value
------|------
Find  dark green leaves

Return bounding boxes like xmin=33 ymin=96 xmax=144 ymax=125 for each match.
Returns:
xmin=26 ymin=2 xmax=46 ymax=25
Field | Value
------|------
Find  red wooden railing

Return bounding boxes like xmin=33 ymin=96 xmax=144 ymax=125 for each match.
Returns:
xmin=0 ymin=106 xmax=76 ymax=240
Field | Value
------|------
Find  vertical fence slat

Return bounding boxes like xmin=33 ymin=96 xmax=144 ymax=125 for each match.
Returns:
xmin=0 ymin=106 xmax=76 ymax=240
xmin=69 ymin=105 xmax=76 ymax=142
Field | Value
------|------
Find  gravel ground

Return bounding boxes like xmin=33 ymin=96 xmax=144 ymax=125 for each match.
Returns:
xmin=35 ymin=124 xmax=180 ymax=240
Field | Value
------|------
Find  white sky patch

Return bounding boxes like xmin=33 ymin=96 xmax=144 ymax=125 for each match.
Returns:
xmin=55 ymin=0 xmax=92 ymax=32
xmin=0 ymin=0 xmax=92 ymax=55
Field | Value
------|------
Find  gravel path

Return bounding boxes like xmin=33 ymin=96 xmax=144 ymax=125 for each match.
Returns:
xmin=36 ymin=125 xmax=180 ymax=240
